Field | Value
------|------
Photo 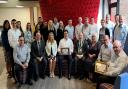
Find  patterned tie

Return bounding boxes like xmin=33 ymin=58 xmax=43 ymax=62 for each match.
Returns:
xmin=38 ymin=41 xmax=41 ymax=56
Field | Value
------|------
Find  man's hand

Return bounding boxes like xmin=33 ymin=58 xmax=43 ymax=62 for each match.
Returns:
xmin=24 ymin=63 xmax=28 ymax=68
xmin=21 ymin=64 xmax=26 ymax=69
xmin=89 ymin=54 xmax=93 ymax=59
xmin=37 ymin=57 xmax=41 ymax=62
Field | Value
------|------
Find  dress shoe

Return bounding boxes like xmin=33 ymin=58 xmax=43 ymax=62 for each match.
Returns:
xmin=26 ymin=81 xmax=33 ymax=85
xmin=40 ymin=75 xmax=45 ymax=79
xmin=16 ymin=83 xmax=21 ymax=89
xmin=79 ymin=75 xmax=85 ymax=80
xmin=59 ymin=73 xmax=62 ymax=78
xmin=34 ymin=77 xmax=38 ymax=81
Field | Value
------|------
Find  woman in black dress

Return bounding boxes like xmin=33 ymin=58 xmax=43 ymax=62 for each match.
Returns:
xmin=84 ymin=34 xmax=101 ymax=81
xmin=57 ymin=21 xmax=64 ymax=45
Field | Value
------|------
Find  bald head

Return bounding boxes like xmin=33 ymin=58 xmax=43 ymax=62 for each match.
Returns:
xmin=113 ymin=40 xmax=122 ymax=55
xmin=103 ymin=35 xmax=110 ymax=45
xmin=91 ymin=33 xmax=97 ymax=42
xmin=79 ymin=32 xmax=84 ymax=40
xmin=84 ymin=17 xmax=89 ymax=24
xmin=78 ymin=17 xmax=82 ymax=23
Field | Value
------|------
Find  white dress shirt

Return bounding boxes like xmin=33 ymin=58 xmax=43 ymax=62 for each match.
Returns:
xmin=8 ymin=28 xmax=21 ymax=49
xmin=98 ymin=42 xmax=113 ymax=62
xmin=53 ymin=22 xmax=59 ymax=34
xmin=89 ymin=23 xmax=99 ymax=40
xmin=58 ymin=38 xmax=74 ymax=55
xmin=53 ymin=22 xmax=59 ymax=29
xmin=75 ymin=23 xmax=83 ymax=40
xmin=82 ymin=24 xmax=90 ymax=39
xmin=45 ymin=40 xmax=57 ymax=56
xmin=65 ymin=25 xmax=74 ymax=40
xmin=105 ymin=50 xmax=128 ymax=76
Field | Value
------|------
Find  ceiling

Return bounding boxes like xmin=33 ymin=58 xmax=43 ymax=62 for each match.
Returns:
xmin=0 ymin=0 xmax=39 ymax=7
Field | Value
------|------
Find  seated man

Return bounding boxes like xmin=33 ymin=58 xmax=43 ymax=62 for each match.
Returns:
xmin=98 ymin=35 xmax=113 ymax=62
xmin=31 ymin=31 xmax=47 ymax=80
xmin=96 ymin=40 xmax=128 ymax=89
xmin=13 ymin=36 xmax=32 ymax=87
xmin=74 ymin=32 xmax=90 ymax=79
xmin=58 ymin=30 xmax=74 ymax=80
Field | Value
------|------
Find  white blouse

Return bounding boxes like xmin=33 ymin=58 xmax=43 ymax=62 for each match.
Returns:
xmin=45 ymin=40 xmax=57 ymax=56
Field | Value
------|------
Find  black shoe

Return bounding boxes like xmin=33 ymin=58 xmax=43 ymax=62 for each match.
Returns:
xmin=68 ymin=74 xmax=71 ymax=80
xmin=59 ymin=73 xmax=62 ymax=79
xmin=59 ymin=75 xmax=62 ymax=78
xmin=26 ymin=81 xmax=33 ymax=86
xmin=34 ymin=77 xmax=38 ymax=81
xmin=40 ymin=75 xmax=45 ymax=79
xmin=74 ymin=74 xmax=79 ymax=79
xmin=79 ymin=75 xmax=85 ymax=80
xmin=16 ymin=83 xmax=21 ymax=88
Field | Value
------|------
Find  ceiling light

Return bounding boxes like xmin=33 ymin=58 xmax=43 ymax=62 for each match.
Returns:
xmin=16 ymin=5 xmax=24 ymax=8
xmin=0 ymin=0 xmax=8 ymax=3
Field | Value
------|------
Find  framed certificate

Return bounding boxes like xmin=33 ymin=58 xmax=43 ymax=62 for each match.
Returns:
xmin=61 ymin=48 xmax=69 ymax=55
xmin=95 ymin=60 xmax=108 ymax=74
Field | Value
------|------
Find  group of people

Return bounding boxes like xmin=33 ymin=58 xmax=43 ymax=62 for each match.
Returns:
xmin=1 ymin=14 xmax=128 ymax=89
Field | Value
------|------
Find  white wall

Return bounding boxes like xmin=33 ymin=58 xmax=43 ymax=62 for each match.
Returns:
xmin=97 ymin=0 xmax=109 ymax=26
xmin=0 ymin=7 xmax=30 ymax=31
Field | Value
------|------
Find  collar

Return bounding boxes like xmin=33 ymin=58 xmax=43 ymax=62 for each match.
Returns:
xmin=117 ymin=50 xmax=125 ymax=57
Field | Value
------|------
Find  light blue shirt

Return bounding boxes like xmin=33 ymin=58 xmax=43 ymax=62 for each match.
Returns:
xmin=114 ymin=24 xmax=128 ymax=48
xmin=65 ymin=25 xmax=74 ymax=40
xmin=13 ymin=44 xmax=30 ymax=65
xmin=24 ymin=31 xmax=33 ymax=47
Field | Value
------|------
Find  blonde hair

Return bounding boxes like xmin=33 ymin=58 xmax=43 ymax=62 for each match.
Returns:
xmin=48 ymin=32 xmax=55 ymax=43
xmin=48 ymin=20 xmax=54 ymax=30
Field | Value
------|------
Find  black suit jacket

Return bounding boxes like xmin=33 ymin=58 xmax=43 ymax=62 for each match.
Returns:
xmin=74 ymin=39 xmax=90 ymax=57
xmin=31 ymin=40 xmax=46 ymax=59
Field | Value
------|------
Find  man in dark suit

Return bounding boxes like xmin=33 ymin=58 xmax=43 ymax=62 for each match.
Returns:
xmin=74 ymin=32 xmax=90 ymax=80
xmin=31 ymin=31 xmax=47 ymax=80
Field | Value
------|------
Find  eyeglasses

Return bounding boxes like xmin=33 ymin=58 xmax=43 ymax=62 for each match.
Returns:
xmin=113 ymin=46 xmax=118 ymax=49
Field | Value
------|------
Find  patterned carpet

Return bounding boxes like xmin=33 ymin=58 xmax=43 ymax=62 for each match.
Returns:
xmin=0 ymin=47 xmax=5 ymax=75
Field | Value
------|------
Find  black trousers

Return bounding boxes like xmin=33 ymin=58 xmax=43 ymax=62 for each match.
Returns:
xmin=75 ymin=57 xmax=85 ymax=76
xmin=96 ymin=75 xmax=116 ymax=89
xmin=58 ymin=55 xmax=73 ymax=75
xmin=10 ymin=48 xmax=15 ymax=79
xmin=30 ymin=58 xmax=47 ymax=79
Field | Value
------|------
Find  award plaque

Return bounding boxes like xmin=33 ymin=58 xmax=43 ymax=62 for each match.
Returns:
xmin=95 ymin=60 xmax=108 ymax=74
xmin=61 ymin=48 xmax=70 ymax=55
